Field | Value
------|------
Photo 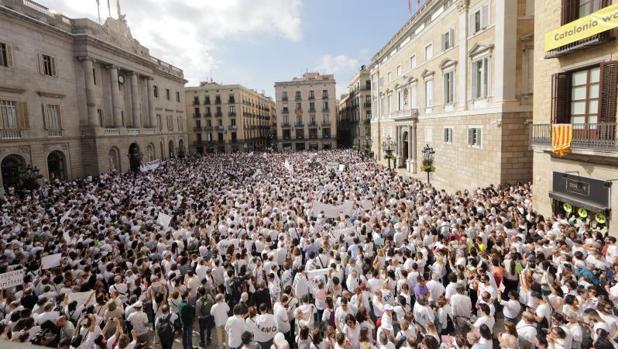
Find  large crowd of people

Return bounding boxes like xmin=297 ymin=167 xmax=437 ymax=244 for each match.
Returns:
xmin=0 ymin=150 xmax=616 ymax=349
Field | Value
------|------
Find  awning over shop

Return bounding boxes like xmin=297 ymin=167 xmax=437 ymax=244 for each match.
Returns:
xmin=549 ymin=191 xmax=609 ymax=213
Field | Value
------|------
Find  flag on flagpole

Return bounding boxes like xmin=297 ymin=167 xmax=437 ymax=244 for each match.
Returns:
xmin=552 ymin=124 xmax=573 ymax=157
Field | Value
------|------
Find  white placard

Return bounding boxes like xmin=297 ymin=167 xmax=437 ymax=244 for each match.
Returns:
xmin=157 ymin=212 xmax=172 ymax=229
xmin=311 ymin=201 xmax=354 ymax=218
xmin=306 ymin=268 xmax=330 ymax=280
xmin=41 ymin=253 xmax=62 ymax=269
xmin=68 ymin=290 xmax=95 ymax=306
xmin=0 ymin=270 xmax=24 ymax=289
xmin=338 ymin=164 xmax=345 ymax=172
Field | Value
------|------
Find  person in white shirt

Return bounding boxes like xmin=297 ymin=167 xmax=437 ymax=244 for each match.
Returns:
xmin=499 ymin=290 xmax=522 ymax=322
xmin=473 ymin=303 xmax=495 ymax=334
xmin=449 ymin=283 xmax=472 ymax=335
xmin=210 ymin=294 xmax=230 ymax=349
xmin=254 ymin=303 xmax=278 ymax=349
xmin=516 ymin=312 xmax=538 ymax=347
xmin=126 ymin=301 xmax=150 ymax=344
xmin=273 ymin=296 xmax=291 ymax=336
xmin=425 ymin=273 xmax=445 ymax=304
xmin=225 ymin=305 xmax=247 ymax=349
xmin=412 ymin=298 xmax=434 ymax=329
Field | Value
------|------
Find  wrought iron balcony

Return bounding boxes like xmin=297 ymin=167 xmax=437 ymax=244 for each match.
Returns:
xmin=322 ymin=120 xmax=331 ymax=126
xmin=193 ymin=112 xmax=201 ymax=118
xmin=282 ymin=96 xmax=288 ymax=102
xmin=229 ymin=125 xmax=238 ymax=130
xmin=282 ymin=108 xmax=289 ymax=114
xmin=204 ymin=99 xmax=211 ymax=105
xmin=215 ymin=112 xmax=223 ymax=117
xmin=545 ymin=32 xmax=612 ymax=59
xmin=193 ymin=126 xmax=203 ymax=132
xmin=215 ymin=125 xmax=225 ymax=131
xmin=295 ymin=121 xmax=304 ymax=127
xmin=192 ymin=99 xmax=200 ymax=106
xmin=281 ymin=122 xmax=291 ymax=128
xmin=530 ymin=123 xmax=618 ymax=152
xmin=229 ymin=112 xmax=237 ymax=117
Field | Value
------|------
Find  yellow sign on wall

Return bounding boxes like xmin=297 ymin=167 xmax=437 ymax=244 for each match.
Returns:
xmin=545 ymin=3 xmax=618 ymax=52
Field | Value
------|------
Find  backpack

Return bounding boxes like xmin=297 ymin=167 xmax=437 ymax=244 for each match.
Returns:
xmin=197 ymin=295 xmax=214 ymax=318
xmin=157 ymin=314 xmax=174 ymax=343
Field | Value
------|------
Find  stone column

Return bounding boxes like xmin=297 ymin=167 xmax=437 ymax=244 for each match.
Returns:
xmin=457 ymin=0 xmax=469 ymax=110
xmin=109 ymin=66 xmax=123 ymax=127
xmin=146 ymin=77 xmax=155 ymax=128
xmin=494 ymin=0 xmax=518 ymax=102
xmin=130 ymin=72 xmax=141 ymax=128
xmin=410 ymin=122 xmax=417 ymax=174
xmin=81 ymin=57 xmax=99 ymax=127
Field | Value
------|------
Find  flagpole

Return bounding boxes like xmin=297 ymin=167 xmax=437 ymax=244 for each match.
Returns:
xmin=96 ymin=0 xmax=100 ymax=24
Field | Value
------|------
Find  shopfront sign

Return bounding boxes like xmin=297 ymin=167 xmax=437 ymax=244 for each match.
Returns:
xmin=551 ymin=172 xmax=611 ymax=211
xmin=545 ymin=3 xmax=618 ymax=52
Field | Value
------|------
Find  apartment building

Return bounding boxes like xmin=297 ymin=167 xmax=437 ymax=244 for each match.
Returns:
xmin=370 ymin=0 xmax=534 ymax=190
xmin=274 ymin=72 xmax=337 ymax=151
xmin=0 ymin=0 xmax=187 ymax=190
xmin=186 ymin=82 xmax=275 ymax=154
xmin=531 ymin=0 xmax=618 ymax=233
xmin=337 ymin=66 xmax=372 ymax=151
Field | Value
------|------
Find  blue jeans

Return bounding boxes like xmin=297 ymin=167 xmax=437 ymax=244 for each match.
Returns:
xmin=182 ymin=323 xmax=193 ymax=349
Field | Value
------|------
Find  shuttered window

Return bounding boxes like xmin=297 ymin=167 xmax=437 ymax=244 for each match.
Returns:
xmin=468 ymin=128 xmax=482 ymax=147
xmin=0 ymin=42 xmax=11 ymax=67
xmin=551 ymin=61 xmax=618 ymax=125
xmin=562 ymin=0 xmax=611 ymax=24
xmin=0 ymin=100 xmax=17 ymax=129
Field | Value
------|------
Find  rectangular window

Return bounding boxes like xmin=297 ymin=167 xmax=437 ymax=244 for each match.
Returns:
xmin=322 ymin=90 xmax=328 ymax=99
xmin=443 ymin=127 xmax=453 ymax=144
xmin=176 ymin=91 xmax=180 ymax=102
xmin=442 ymin=29 xmax=454 ymax=51
xmin=388 ymin=72 xmax=392 ymax=83
xmin=424 ymin=79 xmax=434 ymax=108
xmin=295 ymin=91 xmax=302 ymax=100
xmin=471 ymin=5 xmax=489 ymax=34
xmin=153 ymin=85 xmax=159 ymax=98
xmin=397 ymin=89 xmax=403 ymax=111
xmin=396 ymin=65 xmax=402 ymax=77
xmin=468 ymin=127 xmax=482 ymax=147
xmin=166 ymin=89 xmax=171 ymax=100
xmin=578 ymin=0 xmax=602 ymax=18
xmin=322 ymin=101 xmax=329 ymax=112
xmin=570 ymin=66 xmax=600 ymax=127
xmin=410 ymin=55 xmax=417 ymax=69
xmin=472 ymin=57 xmax=490 ymax=99
xmin=43 ymin=104 xmax=61 ymax=130
xmin=387 ymin=94 xmax=392 ymax=114
xmin=41 ymin=54 xmax=56 ymax=76
xmin=0 ymin=43 xmax=9 ymax=67
xmin=309 ymin=90 xmax=315 ymax=99
xmin=0 ymin=100 xmax=17 ymax=129
xmin=444 ymin=71 xmax=455 ymax=105
xmin=93 ymin=68 xmax=97 ymax=85
xmin=282 ymin=91 xmax=288 ymax=100
xmin=229 ymin=105 xmax=236 ymax=115
xmin=410 ymin=84 xmax=418 ymax=108
xmin=425 ymin=44 xmax=433 ymax=61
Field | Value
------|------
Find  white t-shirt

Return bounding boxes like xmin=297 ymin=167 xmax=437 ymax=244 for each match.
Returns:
xmin=254 ymin=313 xmax=278 ymax=342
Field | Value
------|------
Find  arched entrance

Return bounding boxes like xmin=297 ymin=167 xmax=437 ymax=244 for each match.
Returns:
xmin=128 ymin=143 xmax=142 ymax=172
xmin=1 ymin=154 xmax=26 ymax=190
xmin=47 ymin=151 xmax=67 ymax=181
xmin=178 ymin=139 xmax=185 ymax=158
xmin=109 ymin=147 xmax=121 ymax=172
xmin=168 ymin=140 xmax=175 ymax=158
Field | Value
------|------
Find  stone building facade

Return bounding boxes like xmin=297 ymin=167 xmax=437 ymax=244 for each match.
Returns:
xmin=370 ymin=0 xmax=534 ymax=191
xmin=0 ymin=0 xmax=187 ymax=190
xmin=337 ymin=66 xmax=372 ymax=151
xmin=274 ymin=72 xmax=337 ymax=151
xmin=531 ymin=0 xmax=618 ymax=234
xmin=186 ymin=82 xmax=275 ymax=154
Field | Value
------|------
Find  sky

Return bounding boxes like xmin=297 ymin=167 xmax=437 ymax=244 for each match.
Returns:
xmin=41 ymin=0 xmax=414 ymax=98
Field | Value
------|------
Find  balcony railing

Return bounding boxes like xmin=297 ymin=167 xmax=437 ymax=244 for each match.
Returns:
xmin=282 ymin=122 xmax=291 ymax=128
xmin=103 ymin=128 xmax=121 ymax=136
xmin=142 ymin=128 xmax=156 ymax=134
xmin=309 ymin=120 xmax=317 ymax=127
xmin=215 ymin=98 xmax=221 ymax=105
xmin=127 ymin=128 xmax=140 ymax=135
xmin=229 ymin=125 xmax=238 ymax=130
xmin=0 ymin=129 xmax=21 ymax=139
xmin=295 ymin=121 xmax=304 ymax=127
xmin=205 ymin=99 xmax=211 ymax=105
xmin=229 ymin=112 xmax=236 ymax=117
xmin=323 ymin=134 xmax=331 ymax=139
xmin=322 ymin=120 xmax=331 ymax=126
xmin=215 ymin=112 xmax=223 ymax=117
xmin=193 ymin=112 xmax=201 ymax=118
xmin=282 ymin=108 xmax=289 ymax=114
xmin=530 ymin=123 xmax=618 ymax=152
xmin=545 ymin=31 xmax=612 ymax=59
xmin=296 ymin=134 xmax=304 ymax=139
xmin=215 ymin=125 xmax=225 ymax=131
xmin=193 ymin=100 xmax=200 ymax=106
xmin=47 ymin=129 xmax=62 ymax=137
xmin=282 ymin=96 xmax=288 ymax=102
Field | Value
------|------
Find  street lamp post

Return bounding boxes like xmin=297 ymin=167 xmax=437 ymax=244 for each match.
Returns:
xmin=421 ymin=144 xmax=435 ymax=184
xmin=382 ymin=136 xmax=397 ymax=170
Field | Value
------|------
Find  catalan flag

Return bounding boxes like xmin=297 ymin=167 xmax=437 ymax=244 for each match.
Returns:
xmin=552 ymin=124 xmax=573 ymax=157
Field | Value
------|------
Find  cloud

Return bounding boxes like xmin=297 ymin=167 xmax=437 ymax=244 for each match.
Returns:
xmin=315 ymin=54 xmax=360 ymax=75
xmin=43 ymin=0 xmax=303 ymax=85
xmin=315 ymin=54 xmax=361 ymax=99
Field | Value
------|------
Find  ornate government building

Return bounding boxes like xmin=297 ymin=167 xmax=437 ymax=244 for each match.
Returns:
xmin=0 ymin=0 xmax=187 ymax=190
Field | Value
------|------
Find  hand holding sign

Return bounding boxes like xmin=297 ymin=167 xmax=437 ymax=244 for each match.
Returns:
xmin=41 ymin=253 xmax=62 ymax=270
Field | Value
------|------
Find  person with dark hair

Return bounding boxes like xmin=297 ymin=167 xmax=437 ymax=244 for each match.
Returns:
xmin=178 ymin=291 xmax=195 ymax=349
xmin=254 ymin=303 xmax=277 ymax=349
xmin=226 ymin=305 xmax=247 ymax=349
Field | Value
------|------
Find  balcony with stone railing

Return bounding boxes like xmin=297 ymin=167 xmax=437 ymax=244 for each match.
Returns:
xmin=0 ymin=129 xmax=22 ymax=139
xmin=47 ymin=129 xmax=62 ymax=137
xmin=530 ymin=123 xmax=618 ymax=154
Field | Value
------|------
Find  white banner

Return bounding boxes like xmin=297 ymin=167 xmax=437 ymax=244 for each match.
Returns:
xmin=0 ymin=270 xmax=24 ymax=289
xmin=306 ymin=268 xmax=330 ymax=280
xmin=140 ymin=160 xmax=161 ymax=173
xmin=311 ymin=201 xmax=354 ymax=218
xmin=338 ymin=164 xmax=345 ymax=172
xmin=284 ymin=160 xmax=293 ymax=174
xmin=68 ymin=290 xmax=95 ymax=306
xmin=157 ymin=212 xmax=172 ymax=229
xmin=41 ymin=253 xmax=62 ymax=270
